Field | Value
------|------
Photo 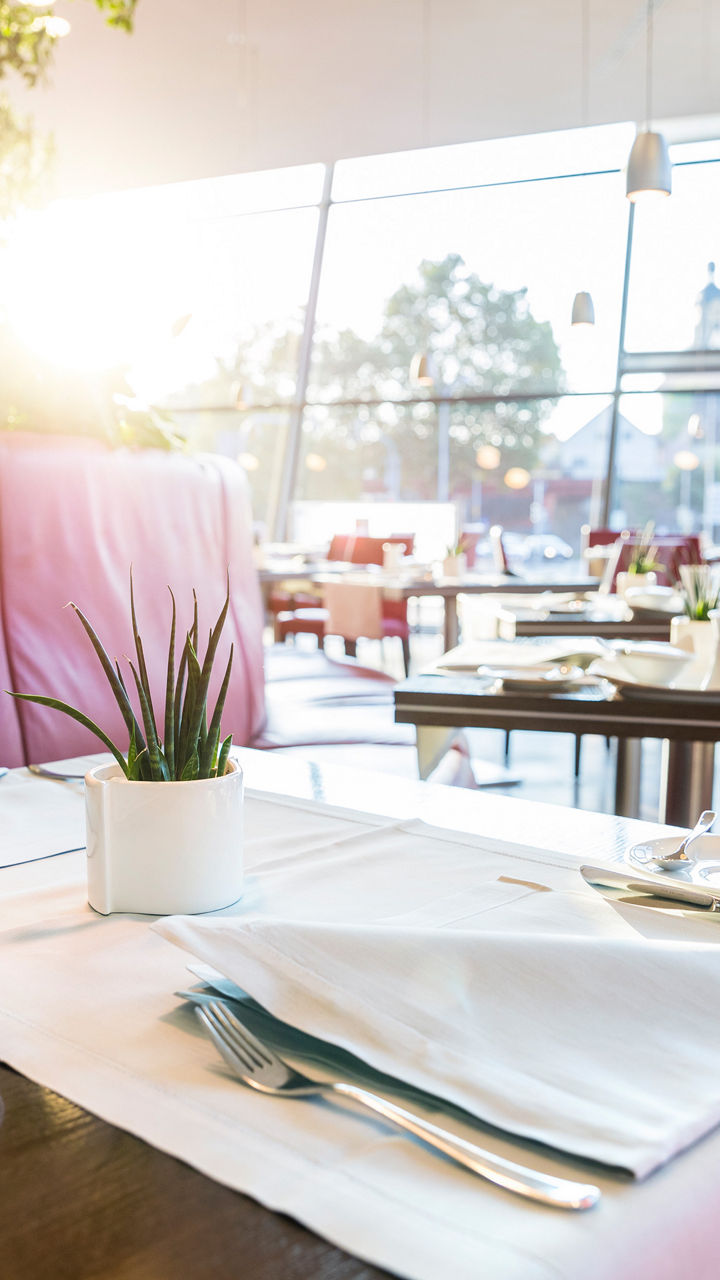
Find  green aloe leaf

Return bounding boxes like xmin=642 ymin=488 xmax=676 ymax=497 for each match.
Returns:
xmin=180 ymin=750 xmax=199 ymax=781
xmin=191 ymin=591 xmax=198 ymax=654
xmin=186 ymin=580 xmax=231 ymax=768
xmin=216 ymin=734 xmax=233 ymax=779
xmin=127 ymin=745 xmax=148 ymax=781
xmin=70 ymin=603 xmax=146 ymax=752
xmin=127 ymin=660 xmax=167 ymax=781
xmin=130 ymin=570 xmax=155 ymax=728
xmin=173 ymin=634 xmax=188 ymax=767
xmin=176 ymin=636 xmax=201 ymax=775
xmin=164 ymin=589 xmax=177 ymax=778
xmin=7 ymin=692 xmax=129 ymax=775
xmin=201 ymin=644 xmax=234 ymax=777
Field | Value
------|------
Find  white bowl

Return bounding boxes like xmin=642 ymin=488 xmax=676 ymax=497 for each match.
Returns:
xmin=623 ymin=585 xmax=684 ymax=614
xmin=607 ymin=641 xmax=691 ymax=686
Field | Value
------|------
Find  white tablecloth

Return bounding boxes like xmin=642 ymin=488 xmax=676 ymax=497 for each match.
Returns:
xmin=2 ymin=780 xmax=720 ymax=1280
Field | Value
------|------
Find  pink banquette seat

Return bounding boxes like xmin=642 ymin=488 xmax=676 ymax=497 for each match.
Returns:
xmin=0 ymin=433 xmax=266 ymax=767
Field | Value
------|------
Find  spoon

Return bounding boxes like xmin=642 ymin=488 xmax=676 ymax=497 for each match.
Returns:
xmin=653 ymin=810 xmax=716 ymax=871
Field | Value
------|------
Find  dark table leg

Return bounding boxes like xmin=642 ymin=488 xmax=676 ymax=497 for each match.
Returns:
xmin=660 ymin=741 xmax=715 ymax=827
xmin=443 ymin=595 xmax=459 ymax=652
xmin=614 ymin=739 xmax=642 ymax=818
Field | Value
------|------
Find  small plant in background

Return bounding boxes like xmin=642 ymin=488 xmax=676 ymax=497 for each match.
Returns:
xmin=628 ymin=522 xmax=664 ymax=575
xmin=445 ymin=534 xmax=470 ymax=558
xmin=679 ymin=564 xmax=720 ymax=620
xmin=7 ymin=575 xmax=234 ymax=781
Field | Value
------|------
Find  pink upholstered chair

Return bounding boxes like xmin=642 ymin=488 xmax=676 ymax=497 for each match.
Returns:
xmin=0 ymin=433 xmax=266 ymax=766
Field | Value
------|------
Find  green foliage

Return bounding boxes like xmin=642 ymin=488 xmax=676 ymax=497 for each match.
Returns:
xmin=182 ymin=253 xmax=564 ymax=508
xmin=0 ymin=96 xmax=52 ymax=222
xmin=0 ymin=2 xmax=137 ymax=87
xmin=679 ymin=564 xmax=720 ymax=620
xmin=8 ymin=574 xmax=234 ymax=781
xmin=0 ymin=332 xmax=186 ymax=448
xmin=628 ymin=522 xmax=663 ymax=575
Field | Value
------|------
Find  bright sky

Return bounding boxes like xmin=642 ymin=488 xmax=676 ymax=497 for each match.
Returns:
xmin=2 ymin=121 xmax=717 ymax=439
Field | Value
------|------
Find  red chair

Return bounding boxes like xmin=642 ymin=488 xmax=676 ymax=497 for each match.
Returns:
xmin=458 ymin=530 xmax=485 ymax=570
xmin=276 ymin=534 xmax=415 ymax=674
xmin=609 ymin=533 xmax=703 ymax=591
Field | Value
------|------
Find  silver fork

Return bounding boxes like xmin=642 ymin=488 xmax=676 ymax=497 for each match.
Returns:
xmin=196 ymin=1000 xmax=600 ymax=1210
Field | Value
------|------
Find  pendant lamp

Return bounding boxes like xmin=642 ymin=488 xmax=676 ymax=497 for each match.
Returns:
xmin=626 ymin=0 xmax=671 ymax=200
xmin=571 ymin=2 xmax=595 ymax=326
xmin=571 ymin=291 xmax=596 ymax=326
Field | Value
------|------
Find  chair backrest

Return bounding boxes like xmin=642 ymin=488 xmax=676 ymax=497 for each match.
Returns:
xmin=323 ymin=581 xmax=385 ymax=641
xmin=489 ymin=525 xmax=511 ymax=574
xmin=581 ymin=525 xmax=633 ymax=552
xmin=327 ymin=533 xmax=414 ymax=565
xmin=608 ymin=533 xmax=704 ymax=590
xmin=459 ymin=530 xmax=485 ymax=569
xmin=0 ymin=433 xmax=266 ymax=766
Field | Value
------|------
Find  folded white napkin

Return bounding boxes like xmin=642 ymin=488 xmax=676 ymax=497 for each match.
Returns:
xmin=156 ymin=828 xmax=720 ymax=1180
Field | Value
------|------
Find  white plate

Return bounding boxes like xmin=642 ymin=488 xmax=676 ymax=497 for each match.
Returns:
xmin=477 ymin=662 xmax=585 ymax=693
xmin=629 ymin=833 xmax=720 ymax=876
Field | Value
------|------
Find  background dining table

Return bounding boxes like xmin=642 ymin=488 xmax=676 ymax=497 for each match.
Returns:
xmin=259 ymin=558 xmax=598 ymax=650
xmin=1 ymin=747 xmax=717 ymax=1280
xmin=394 ymin=646 xmax=720 ymax=826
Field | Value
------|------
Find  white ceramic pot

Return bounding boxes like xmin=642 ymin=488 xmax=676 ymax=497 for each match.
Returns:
xmin=442 ymin=554 xmax=467 ymax=578
xmin=616 ymin=570 xmax=656 ymax=599
xmin=669 ymin=616 xmax=717 ymax=690
xmin=704 ymin=610 xmax=720 ymax=691
xmin=85 ymin=758 xmax=244 ymax=915
xmin=382 ymin=542 xmax=403 ymax=572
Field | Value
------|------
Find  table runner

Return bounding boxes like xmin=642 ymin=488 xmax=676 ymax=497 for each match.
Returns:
xmin=3 ymin=787 xmax=720 ymax=1280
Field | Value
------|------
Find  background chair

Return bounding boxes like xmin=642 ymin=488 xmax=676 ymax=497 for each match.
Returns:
xmin=609 ymin=533 xmax=703 ymax=591
xmin=276 ymin=533 xmax=414 ymax=672
xmin=488 ymin=525 xmax=518 ymax=577
xmin=323 ymin=579 xmax=411 ymax=674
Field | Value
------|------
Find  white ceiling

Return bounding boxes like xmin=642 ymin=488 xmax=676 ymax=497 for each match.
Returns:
xmin=8 ymin=0 xmax=720 ymax=197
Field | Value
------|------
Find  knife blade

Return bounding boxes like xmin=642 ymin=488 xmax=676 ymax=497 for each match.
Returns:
xmin=580 ymin=864 xmax=720 ymax=911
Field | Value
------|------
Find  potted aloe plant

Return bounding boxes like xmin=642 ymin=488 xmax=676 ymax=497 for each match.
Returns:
xmin=442 ymin=535 xmax=470 ymax=578
xmin=671 ymin=564 xmax=720 ymax=691
xmin=8 ymin=575 xmax=244 ymax=915
xmin=616 ymin=522 xmax=663 ymax=598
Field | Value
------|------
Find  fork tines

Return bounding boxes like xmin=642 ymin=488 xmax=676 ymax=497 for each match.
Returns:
xmin=197 ymin=1000 xmax=273 ymax=1072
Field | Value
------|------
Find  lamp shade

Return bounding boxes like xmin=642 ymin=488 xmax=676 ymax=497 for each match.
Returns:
xmin=626 ymin=130 xmax=672 ymax=200
xmin=571 ymin=291 xmax=595 ymax=326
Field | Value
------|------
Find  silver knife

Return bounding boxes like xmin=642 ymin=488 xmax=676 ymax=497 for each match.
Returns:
xmin=580 ymin=864 xmax=720 ymax=911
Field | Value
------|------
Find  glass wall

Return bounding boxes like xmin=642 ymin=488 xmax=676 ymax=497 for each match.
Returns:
xmin=5 ymin=122 xmax=720 ymax=552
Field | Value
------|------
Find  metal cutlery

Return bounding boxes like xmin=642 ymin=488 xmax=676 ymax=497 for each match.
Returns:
xmin=581 ymin=863 xmax=720 ymax=910
xmin=27 ymin=764 xmax=86 ymax=782
xmin=653 ymin=810 xmax=716 ymax=870
xmin=195 ymin=999 xmax=600 ymax=1210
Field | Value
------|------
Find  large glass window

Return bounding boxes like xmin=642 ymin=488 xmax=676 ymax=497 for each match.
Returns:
xmin=9 ymin=118 xmax=720 ymax=548
xmin=625 ymin=152 xmax=720 ymax=354
xmin=613 ymin=389 xmax=720 ymax=540
xmin=311 ymin=171 xmax=626 ymax=403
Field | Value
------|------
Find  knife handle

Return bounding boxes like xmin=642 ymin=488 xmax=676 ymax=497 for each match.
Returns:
xmin=580 ymin=864 xmax=720 ymax=909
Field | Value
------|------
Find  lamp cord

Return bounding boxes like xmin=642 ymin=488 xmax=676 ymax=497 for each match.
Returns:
xmin=646 ymin=0 xmax=654 ymax=129
xmin=581 ymin=0 xmax=589 ymax=126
